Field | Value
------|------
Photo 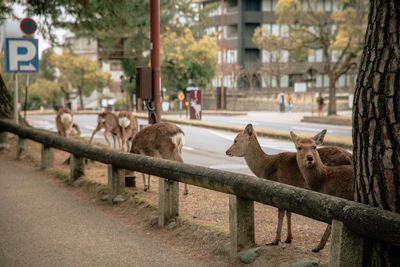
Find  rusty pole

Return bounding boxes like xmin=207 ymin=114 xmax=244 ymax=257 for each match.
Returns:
xmin=220 ymin=0 xmax=225 ymax=109
xmin=150 ymin=0 xmax=162 ymax=124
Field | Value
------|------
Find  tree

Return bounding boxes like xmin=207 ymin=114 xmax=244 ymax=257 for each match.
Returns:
xmin=25 ymin=79 xmax=60 ymax=110
xmin=237 ymin=62 xmax=262 ymax=92
xmin=252 ymin=28 xmax=290 ymax=91
xmin=161 ymin=28 xmax=218 ymax=92
xmin=353 ymin=0 xmax=400 ymax=264
xmin=49 ymin=50 xmax=110 ymax=109
xmin=273 ymin=0 xmax=368 ymax=115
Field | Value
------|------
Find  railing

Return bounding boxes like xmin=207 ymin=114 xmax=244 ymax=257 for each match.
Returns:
xmin=1 ymin=118 xmax=399 ymax=265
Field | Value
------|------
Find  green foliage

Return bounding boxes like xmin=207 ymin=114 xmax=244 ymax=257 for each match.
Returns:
xmin=24 ymin=79 xmax=60 ymax=110
xmin=161 ymin=28 xmax=218 ymax=92
xmin=49 ymin=50 xmax=111 ymax=109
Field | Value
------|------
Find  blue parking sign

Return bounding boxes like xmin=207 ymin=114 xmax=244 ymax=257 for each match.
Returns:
xmin=6 ymin=38 xmax=39 ymax=72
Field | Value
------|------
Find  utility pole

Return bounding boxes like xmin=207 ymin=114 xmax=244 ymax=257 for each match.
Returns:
xmin=150 ymin=0 xmax=161 ymax=124
xmin=220 ymin=0 xmax=225 ymax=110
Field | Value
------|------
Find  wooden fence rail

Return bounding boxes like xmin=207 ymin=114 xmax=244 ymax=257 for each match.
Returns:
xmin=1 ymin=118 xmax=399 ymax=265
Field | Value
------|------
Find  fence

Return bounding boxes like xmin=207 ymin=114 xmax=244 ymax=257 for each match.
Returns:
xmin=1 ymin=118 xmax=399 ymax=265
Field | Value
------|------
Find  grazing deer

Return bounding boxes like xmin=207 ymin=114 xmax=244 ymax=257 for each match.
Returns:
xmin=225 ymin=124 xmax=352 ymax=250
xmin=71 ymin=123 xmax=81 ymax=136
xmin=118 ymin=111 xmax=139 ymax=152
xmin=290 ymin=129 xmax=354 ymax=252
xmin=130 ymin=122 xmax=189 ymax=195
xmin=56 ymin=107 xmax=74 ymax=137
xmin=89 ymin=111 xmax=121 ymax=148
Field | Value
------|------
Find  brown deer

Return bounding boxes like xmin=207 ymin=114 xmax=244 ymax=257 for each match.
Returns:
xmin=118 ymin=111 xmax=139 ymax=152
xmin=89 ymin=111 xmax=121 ymax=148
xmin=225 ymin=124 xmax=352 ymax=250
xmin=130 ymin=122 xmax=189 ymax=195
xmin=56 ymin=107 xmax=74 ymax=137
xmin=290 ymin=129 xmax=354 ymax=252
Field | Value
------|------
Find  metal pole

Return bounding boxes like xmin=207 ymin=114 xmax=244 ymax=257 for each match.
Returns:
xmin=150 ymin=0 xmax=161 ymax=124
xmin=24 ymin=75 xmax=29 ymax=120
xmin=14 ymin=73 xmax=19 ymax=124
xmin=220 ymin=0 xmax=225 ymax=109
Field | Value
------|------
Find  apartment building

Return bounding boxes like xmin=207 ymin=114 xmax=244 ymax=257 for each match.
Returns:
xmin=201 ymin=0 xmax=359 ymax=93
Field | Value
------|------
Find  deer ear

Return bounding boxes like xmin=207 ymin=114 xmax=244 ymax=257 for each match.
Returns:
xmin=290 ymin=131 xmax=298 ymax=143
xmin=313 ymin=129 xmax=327 ymax=145
xmin=244 ymin=124 xmax=254 ymax=136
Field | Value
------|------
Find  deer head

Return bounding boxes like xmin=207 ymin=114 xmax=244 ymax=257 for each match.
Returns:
xmin=226 ymin=124 xmax=255 ymax=157
xmin=290 ymin=129 xmax=327 ymax=169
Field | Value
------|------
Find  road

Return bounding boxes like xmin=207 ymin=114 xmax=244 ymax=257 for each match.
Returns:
xmin=26 ymin=112 xmax=350 ymax=177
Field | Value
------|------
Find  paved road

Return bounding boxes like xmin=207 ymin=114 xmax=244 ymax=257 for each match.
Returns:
xmin=0 ymin=159 xmax=206 ymax=267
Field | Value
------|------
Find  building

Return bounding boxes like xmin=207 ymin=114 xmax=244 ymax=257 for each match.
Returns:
xmin=201 ymin=0 xmax=360 ymax=93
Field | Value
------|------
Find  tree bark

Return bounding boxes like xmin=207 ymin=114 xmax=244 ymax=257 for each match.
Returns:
xmin=328 ymin=78 xmax=337 ymax=115
xmin=0 ymin=75 xmax=13 ymax=119
xmin=353 ymin=1 xmax=400 ymax=265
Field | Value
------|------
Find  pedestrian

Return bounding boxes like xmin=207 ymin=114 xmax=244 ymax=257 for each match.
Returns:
xmin=287 ymin=93 xmax=294 ymax=112
xmin=317 ymin=92 xmax=324 ymax=116
xmin=277 ymin=92 xmax=286 ymax=112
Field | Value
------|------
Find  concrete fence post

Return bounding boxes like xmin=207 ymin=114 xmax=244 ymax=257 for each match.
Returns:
xmin=41 ymin=145 xmax=54 ymax=170
xmin=107 ymin=165 xmax=125 ymax=203
xmin=158 ymin=178 xmax=179 ymax=226
xmin=70 ymin=154 xmax=85 ymax=184
xmin=329 ymin=219 xmax=364 ymax=267
xmin=0 ymin=131 xmax=8 ymax=150
xmin=229 ymin=195 xmax=255 ymax=259
xmin=17 ymin=136 xmax=27 ymax=160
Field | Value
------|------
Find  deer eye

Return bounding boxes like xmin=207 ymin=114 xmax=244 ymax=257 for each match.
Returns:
xmin=234 ymin=140 xmax=237 ymax=143
xmin=297 ymin=146 xmax=302 ymax=151
xmin=313 ymin=146 xmax=317 ymax=150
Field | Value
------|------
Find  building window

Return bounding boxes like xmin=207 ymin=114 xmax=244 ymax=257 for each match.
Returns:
xmin=272 ymin=0 xmax=278 ymax=11
xmin=316 ymin=49 xmax=323 ymax=62
xmin=262 ymin=0 xmax=272 ymax=11
xmin=323 ymin=74 xmax=330 ymax=87
xmin=262 ymin=50 xmax=271 ymax=62
xmin=325 ymin=0 xmax=333 ymax=11
xmin=316 ymin=74 xmax=323 ymax=87
xmin=336 ymin=74 xmax=346 ymax=87
xmin=280 ymin=75 xmax=289 ymax=88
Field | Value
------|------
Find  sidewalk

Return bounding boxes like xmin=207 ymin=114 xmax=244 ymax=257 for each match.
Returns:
xmin=0 ymin=159 xmax=206 ymax=267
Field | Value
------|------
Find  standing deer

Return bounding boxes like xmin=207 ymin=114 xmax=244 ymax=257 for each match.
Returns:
xmin=225 ymin=124 xmax=352 ymax=250
xmin=56 ymin=107 xmax=74 ymax=137
xmin=290 ymin=129 xmax=354 ymax=252
xmin=118 ymin=111 xmax=139 ymax=152
xmin=89 ymin=111 xmax=121 ymax=148
xmin=130 ymin=122 xmax=189 ymax=195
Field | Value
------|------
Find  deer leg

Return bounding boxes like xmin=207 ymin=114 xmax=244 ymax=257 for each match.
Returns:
xmin=284 ymin=211 xmax=293 ymax=243
xmin=89 ymin=124 xmax=102 ymax=144
xmin=142 ymin=173 xmax=151 ymax=191
xmin=183 ymin=183 xmax=189 ymax=195
xmin=103 ymin=131 xmax=111 ymax=147
xmin=267 ymin=208 xmax=285 ymax=246
xmin=312 ymin=224 xmax=332 ymax=252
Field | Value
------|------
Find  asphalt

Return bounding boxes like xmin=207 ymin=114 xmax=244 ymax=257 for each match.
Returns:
xmin=0 ymin=159 xmax=206 ymax=267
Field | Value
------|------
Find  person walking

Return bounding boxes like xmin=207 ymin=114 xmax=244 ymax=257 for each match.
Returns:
xmin=287 ymin=93 xmax=294 ymax=112
xmin=277 ymin=92 xmax=286 ymax=112
xmin=317 ymin=92 xmax=324 ymax=116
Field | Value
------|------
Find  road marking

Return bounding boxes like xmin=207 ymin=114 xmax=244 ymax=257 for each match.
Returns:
xmin=209 ymin=164 xmax=248 ymax=170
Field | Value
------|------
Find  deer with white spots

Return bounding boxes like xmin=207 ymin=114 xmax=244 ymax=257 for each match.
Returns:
xmin=290 ymin=129 xmax=354 ymax=252
xmin=226 ymin=124 xmax=352 ymax=251
xmin=130 ymin=122 xmax=188 ymax=195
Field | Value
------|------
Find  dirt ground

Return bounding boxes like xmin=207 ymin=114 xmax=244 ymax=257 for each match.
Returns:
xmin=0 ymin=134 xmax=329 ymax=266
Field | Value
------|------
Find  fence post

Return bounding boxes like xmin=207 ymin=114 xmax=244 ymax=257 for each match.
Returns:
xmin=229 ymin=195 xmax=255 ymax=259
xmin=17 ymin=136 xmax=27 ymax=160
xmin=0 ymin=131 xmax=8 ymax=150
xmin=41 ymin=145 xmax=54 ymax=170
xmin=329 ymin=219 xmax=364 ymax=267
xmin=70 ymin=154 xmax=85 ymax=184
xmin=107 ymin=165 xmax=125 ymax=203
xmin=158 ymin=178 xmax=179 ymax=226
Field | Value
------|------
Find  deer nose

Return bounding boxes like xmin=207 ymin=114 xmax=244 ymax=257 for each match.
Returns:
xmin=306 ymin=155 xmax=313 ymax=162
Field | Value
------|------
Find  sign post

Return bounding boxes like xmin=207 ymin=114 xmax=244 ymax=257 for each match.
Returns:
xmin=5 ymin=37 xmax=39 ymax=123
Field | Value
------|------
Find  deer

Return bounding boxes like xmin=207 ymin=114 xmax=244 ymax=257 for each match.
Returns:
xmin=225 ymin=124 xmax=352 ymax=251
xmin=89 ymin=111 xmax=122 ymax=149
xmin=130 ymin=122 xmax=189 ymax=195
xmin=56 ymin=107 xmax=74 ymax=137
xmin=290 ymin=129 xmax=354 ymax=252
xmin=118 ymin=111 xmax=139 ymax=152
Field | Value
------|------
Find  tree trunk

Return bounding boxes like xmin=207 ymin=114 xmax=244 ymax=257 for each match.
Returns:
xmin=0 ymin=75 xmax=13 ymax=119
xmin=328 ymin=78 xmax=337 ymax=115
xmin=78 ymin=88 xmax=84 ymax=110
xmin=353 ymin=1 xmax=400 ymax=265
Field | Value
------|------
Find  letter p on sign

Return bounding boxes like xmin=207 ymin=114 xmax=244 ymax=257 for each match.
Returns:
xmin=6 ymin=38 xmax=39 ymax=73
